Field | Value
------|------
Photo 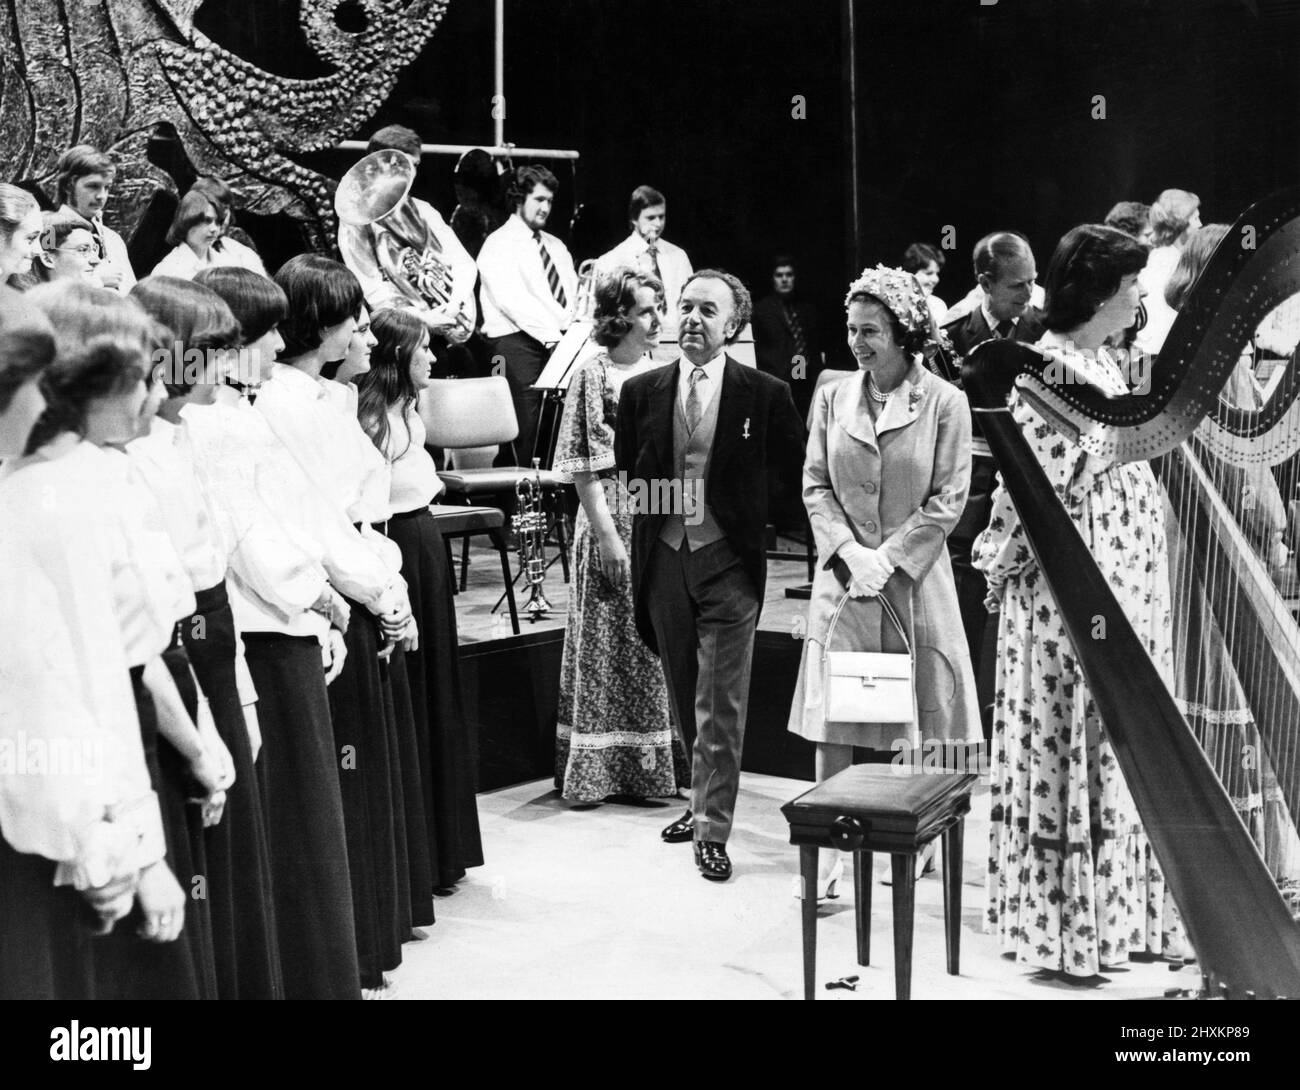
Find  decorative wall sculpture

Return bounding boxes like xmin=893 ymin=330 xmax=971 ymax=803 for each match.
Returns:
xmin=0 ymin=1 xmax=450 ymax=248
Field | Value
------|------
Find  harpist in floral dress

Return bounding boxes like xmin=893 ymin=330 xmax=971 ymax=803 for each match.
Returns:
xmin=973 ymin=224 xmax=1185 ymax=977
xmin=552 ymin=269 xmax=689 ymax=803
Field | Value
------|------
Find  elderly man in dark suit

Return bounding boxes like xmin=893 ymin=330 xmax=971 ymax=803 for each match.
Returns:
xmin=615 ymin=269 xmax=805 ymax=881
xmin=937 ymin=231 xmax=1043 ymax=740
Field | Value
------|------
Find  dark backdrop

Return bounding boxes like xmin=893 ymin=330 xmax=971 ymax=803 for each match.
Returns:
xmin=194 ymin=0 xmax=1298 ymax=355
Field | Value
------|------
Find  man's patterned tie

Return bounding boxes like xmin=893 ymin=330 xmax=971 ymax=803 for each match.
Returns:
xmin=536 ymin=232 xmax=567 ymax=307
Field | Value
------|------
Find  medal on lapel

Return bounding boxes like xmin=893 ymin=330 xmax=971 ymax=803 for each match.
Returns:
xmin=742 ymin=417 xmax=751 ymax=440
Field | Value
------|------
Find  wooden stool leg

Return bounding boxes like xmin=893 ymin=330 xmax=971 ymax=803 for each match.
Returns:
xmin=854 ymin=849 xmax=872 ymax=966
xmin=800 ymin=845 xmax=818 ymax=1001
xmin=890 ymin=853 xmax=916 ymax=1000
xmin=942 ymin=819 xmax=965 ymax=975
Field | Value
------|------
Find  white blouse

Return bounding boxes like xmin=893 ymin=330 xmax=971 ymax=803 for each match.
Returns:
xmin=128 ymin=417 xmax=228 ymax=592
xmin=0 ymin=437 xmax=176 ymax=883
xmin=210 ymin=382 xmax=403 ymax=624
xmin=181 ymin=398 xmax=343 ymax=640
xmin=256 ymin=366 xmax=406 ymax=614
xmin=384 ymin=404 xmax=443 ymax=514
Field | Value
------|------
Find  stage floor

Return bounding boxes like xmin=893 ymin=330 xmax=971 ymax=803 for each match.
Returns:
xmin=389 ymin=771 xmax=1202 ymax=1000
xmin=452 ymin=529 xmax=812 ymax=644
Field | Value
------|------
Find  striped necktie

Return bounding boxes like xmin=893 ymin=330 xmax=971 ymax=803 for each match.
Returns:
xmin=646 ymin=241 xmax=663 ymax=281
xmin=535 ymin=231 xmax=567 ymax=307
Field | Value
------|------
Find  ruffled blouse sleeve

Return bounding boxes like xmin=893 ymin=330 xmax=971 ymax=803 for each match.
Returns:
xmin=553 ymin=357 xmax=616 ymax=481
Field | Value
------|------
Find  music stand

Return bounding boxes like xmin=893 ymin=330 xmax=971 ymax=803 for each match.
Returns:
xmin=531 ymin=320 xmax=600 ymax=469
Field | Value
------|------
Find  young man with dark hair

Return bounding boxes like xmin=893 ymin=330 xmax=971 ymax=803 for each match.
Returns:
xmin=476 ymin=164 xmax=578 ymax=464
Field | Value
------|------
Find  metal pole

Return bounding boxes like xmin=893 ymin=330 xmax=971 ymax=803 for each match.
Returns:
xmin=842 ymin=0 xmax=861 ymax=277
xmin=494 ymin=0 xmax=506 ymax=149
xmin=338 ymin=140 xmax=579 ymax=160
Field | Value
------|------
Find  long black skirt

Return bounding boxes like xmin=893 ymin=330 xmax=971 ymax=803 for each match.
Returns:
xmin=243 ymin=632 xmax=360 ymax=1000
xmin=330 ymin=603 xmax=409 ymax=988
xmin=182 ymin=583 xmax=283 ymax=999
xmin=89 ymin=664 xmax=214 ymax=1000
xmin=383 ymin=645 xmax=435 ymax=928
xmin=387 ymin=508 xmax=483 ymax=888
xmin=0 ymin=837 xmax=95 ymax=999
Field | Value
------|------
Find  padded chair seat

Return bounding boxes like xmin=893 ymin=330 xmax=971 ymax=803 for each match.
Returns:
xmin=426 ymin=504 xmax=505 ymax=535
xmin=438 ymin=467 xmax=565 ymax=493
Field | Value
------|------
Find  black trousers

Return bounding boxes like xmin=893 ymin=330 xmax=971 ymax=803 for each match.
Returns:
xmin=484 ymin=330 xmax=549 ymax=467
xmin=947 ymin=454 xmax=998 ymax=741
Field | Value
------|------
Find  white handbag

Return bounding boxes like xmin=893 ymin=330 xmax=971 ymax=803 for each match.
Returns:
xmin=822 ymin=591 xmax=915 ymax=724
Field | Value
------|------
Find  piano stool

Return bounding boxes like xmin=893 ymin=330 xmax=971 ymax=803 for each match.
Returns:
xmin=782 ymin=764 xmax=978 ymax=1000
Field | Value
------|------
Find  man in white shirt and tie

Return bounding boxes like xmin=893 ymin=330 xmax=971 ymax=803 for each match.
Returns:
xmin=595 ymin=186 xmax=692 ymax=360
xmin=477 ymin=165 xmax=578 ymax=467
xmin=53 ymin=145 xmax=136 ymax=294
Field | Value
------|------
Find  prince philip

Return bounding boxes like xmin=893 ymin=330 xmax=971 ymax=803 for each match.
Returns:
xmin=615 ymin=269 xmax=805 ymax=881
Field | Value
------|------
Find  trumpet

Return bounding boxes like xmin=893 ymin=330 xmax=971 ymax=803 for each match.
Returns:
xmin=513 ymin=458 xmax=552 ymax=621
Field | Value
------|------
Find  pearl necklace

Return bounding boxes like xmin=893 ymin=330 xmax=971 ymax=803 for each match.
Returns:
xmin=866 ymin=374 xmax=893 ymax=403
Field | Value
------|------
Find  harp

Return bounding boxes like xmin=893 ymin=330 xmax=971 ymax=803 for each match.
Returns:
xmin=963 ymin=190 xmax=1300 ymax=998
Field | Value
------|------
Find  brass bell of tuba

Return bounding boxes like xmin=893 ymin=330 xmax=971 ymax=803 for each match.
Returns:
xmin=513 ymin=458 xmax=552 ymax=621
xmin=334 ymin=149 xmax=473 ymax=342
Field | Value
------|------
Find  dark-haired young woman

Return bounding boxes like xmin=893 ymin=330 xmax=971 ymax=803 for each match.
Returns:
xmin=260 ymin=255 xmax=415 ymax=995
xmin=974 ymin=225 xmax=1184 ymax=978
xmin=17 ymin=282 xmax=217 ymax=999
xmin=129 ymin=274 xmax=284 ymax=999
xmin=187 ymin=265 xmax=371 ymax=999
xmin=357 ymin=308 xmax=484 ymax=890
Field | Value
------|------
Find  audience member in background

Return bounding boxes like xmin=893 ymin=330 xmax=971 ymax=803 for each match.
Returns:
xmin=338 ymin=124 xmax=478 ymax=376
xmin=190 ymin=176 xmax=266 ymax=274
xmin=150 ymin=189 xmax=225 ymax=280
xmin=552 ymin=269 xmax=688 ymax=804
xmin=53 ymin=144 xmax=136 ymax=293
xmin=595 ymin=186 xmax=693 ymax=357
xmin=902 ymin=241 xmax=949 ymax=325
xmin=0 ymin=184 xmax=44 ymax=288
xmin=22 ymin=210 xmax=102 ymax=288
xmin=477 ymin=165 xmax=578 ymax=466
xmin=1104 ymin=200 xmax=1153 ymax=245
xmin=752 ymin=255 xmax=825 ymax=421
xmin=1135 ymin=187 xmax=1201 ymax=358
xmin=938 ymin=231 xmax=1043 ymax=741
xmin=450 ymin=147 xmax=508 ymax=260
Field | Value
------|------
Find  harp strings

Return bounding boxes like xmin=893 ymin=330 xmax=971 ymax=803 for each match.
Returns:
xmin=1163 ymin=293 xmax=1300 ymax=908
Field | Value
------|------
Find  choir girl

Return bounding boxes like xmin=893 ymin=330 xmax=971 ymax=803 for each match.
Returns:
xmin=355 ymin=307 xmax=485 ymax=889
xmin=127 ymin=275 xmax=285 ymax=999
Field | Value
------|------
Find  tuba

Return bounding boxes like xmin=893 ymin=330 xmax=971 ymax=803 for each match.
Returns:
xmin=513 ymin=458 xmax=552 ymax=620
xmin=335 ymin=149 xmax=473 ymax=343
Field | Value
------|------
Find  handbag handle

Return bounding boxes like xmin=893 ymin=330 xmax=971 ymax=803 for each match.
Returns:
xmin=823 ymin=589 xmax=912 ymax=655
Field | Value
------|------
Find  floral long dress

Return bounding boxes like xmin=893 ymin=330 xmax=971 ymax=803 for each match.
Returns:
xmin=973 ymin=332 xmax=1184 ymax=976
xmin=553 ymin=355 xmax=690 ymax=801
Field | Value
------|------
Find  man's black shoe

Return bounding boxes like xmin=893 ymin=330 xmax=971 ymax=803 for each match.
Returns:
xmin=694 ymin=840 xmax=731 ymax=881
xmin=661 ymin=808 xmax=693 ymax=843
